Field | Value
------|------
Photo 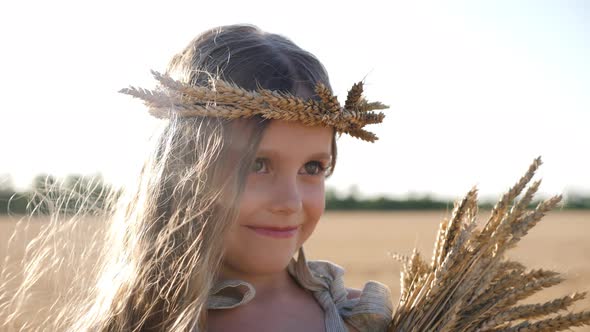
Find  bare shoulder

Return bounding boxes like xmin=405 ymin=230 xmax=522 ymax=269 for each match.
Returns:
xmin=346 ymin=287 xmax=362 ymax=300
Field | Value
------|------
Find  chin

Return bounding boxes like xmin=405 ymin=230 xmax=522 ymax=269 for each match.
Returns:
xmin=241 ymin=249 xmax=297 ymax=274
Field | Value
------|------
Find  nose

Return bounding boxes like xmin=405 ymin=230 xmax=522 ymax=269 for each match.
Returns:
xmin=267 ymin=175 xmax=302 ymax=215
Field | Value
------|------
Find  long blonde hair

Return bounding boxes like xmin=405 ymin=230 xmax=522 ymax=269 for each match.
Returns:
xmin=0 ymin=24 xmax=337 ymax=331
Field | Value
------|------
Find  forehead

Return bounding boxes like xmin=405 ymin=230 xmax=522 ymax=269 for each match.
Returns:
xmin=258 ymin=120 xmax=333 ymax=157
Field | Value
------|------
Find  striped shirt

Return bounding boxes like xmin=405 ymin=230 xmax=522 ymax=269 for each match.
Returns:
xmin=207 ymin=246 xmax=393 ymax=332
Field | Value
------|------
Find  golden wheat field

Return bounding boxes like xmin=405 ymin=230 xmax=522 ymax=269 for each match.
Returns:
xmin=1 ymin=210 xmax=589 ymax=331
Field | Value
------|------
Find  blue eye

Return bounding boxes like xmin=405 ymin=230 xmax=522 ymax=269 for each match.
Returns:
xmin=251 ymin=158 xmax=329 ymax=176
xmin=301 ymin=161 xmax=327 ymax=176
xmin=251 ymin=158 xmax=268 ymax=173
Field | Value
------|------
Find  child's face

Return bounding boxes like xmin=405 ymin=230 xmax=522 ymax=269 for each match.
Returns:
xmin=222 ymin=120 xmax=333 ymax=276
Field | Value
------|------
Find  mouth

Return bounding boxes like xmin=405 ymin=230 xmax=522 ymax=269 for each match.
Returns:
xmin=246 ymin=225 xmax=299 ymax=231
xmin=245 ymin=225 xmax=299 ymax=238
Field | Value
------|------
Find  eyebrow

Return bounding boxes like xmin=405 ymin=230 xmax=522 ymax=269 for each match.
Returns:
xmin=256 ymin=149 xmax=332 ymax=160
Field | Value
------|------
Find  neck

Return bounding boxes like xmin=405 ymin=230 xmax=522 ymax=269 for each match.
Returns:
xmin=217 ymin=262 xmax=299 ymax=303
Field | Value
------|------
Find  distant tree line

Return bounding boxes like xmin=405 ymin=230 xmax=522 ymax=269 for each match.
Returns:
xmin=0 ymin=174 xmax=121 ymax=216
xmin=324 ymin=186 xmax=590 ymax=210
xmin=1 ymin=174 xmax=590 ymax=215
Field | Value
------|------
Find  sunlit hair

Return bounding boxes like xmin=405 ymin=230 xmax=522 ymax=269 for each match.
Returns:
xmin=0 ymin=24 xmax=337 ymax=331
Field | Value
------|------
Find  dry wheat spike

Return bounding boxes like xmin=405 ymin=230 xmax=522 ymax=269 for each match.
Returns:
xmin=119 ymin=70 xmax=389 ymax=142
xmin=389 ymin=156 xmax=590 ymax=332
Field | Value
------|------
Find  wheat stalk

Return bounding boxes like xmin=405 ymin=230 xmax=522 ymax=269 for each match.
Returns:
xmin=389 ymin=157 xmax=590 ymax=332
xmin=120 ymin=70 xmax=389 ymax=142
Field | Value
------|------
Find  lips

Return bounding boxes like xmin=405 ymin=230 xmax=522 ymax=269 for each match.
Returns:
xmin=245 ymin=225 xmax=299 ymax=239
xmin=246 ymin=225 xmax=299 ymax=231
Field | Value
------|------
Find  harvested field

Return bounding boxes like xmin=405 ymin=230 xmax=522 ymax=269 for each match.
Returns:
xmin=1 ymin=210 xmax=589 ymax=331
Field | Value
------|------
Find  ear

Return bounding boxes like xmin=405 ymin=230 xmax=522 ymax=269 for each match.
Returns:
xmin=345 ymin=287 xmax=362 ymax=300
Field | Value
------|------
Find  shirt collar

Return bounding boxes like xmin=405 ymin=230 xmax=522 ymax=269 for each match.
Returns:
xmin=207 ymin=246 xmax=323 ymax=309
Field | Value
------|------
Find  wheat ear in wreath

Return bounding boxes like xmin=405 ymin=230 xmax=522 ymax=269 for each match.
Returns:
xmin=389 ymin=156 xmax=590 ymax=331
xmin=119 ymin=70 xmax=389 ymax=142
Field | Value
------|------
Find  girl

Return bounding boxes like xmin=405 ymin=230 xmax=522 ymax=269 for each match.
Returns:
xmin=112 ymin=25 xmax=392 ymax=332
xmin=69 ymin=24 xmax=392 ymax=331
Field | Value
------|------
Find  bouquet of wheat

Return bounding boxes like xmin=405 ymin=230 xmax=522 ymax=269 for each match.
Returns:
xmin=389 ymin=157 xmax=590 ymax=332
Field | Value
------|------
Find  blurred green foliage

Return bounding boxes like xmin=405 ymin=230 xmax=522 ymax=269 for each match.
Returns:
xmin=0 ymin=174 xmax=121 ymax=216
xmin=1 ymin=174 xmax=589 ymax=215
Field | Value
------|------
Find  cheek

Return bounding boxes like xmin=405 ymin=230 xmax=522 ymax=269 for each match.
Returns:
xmin=300 ymin=181 xmax=326 ymax=240
xmin=235 ymin=176 xmax=263 ymax=224
xmin=304 ymin=181 xmax=325 ymax=216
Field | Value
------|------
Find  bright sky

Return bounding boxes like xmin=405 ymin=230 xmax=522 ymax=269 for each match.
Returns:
xmin=1 ymin=0 xmax=588 ymax=201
